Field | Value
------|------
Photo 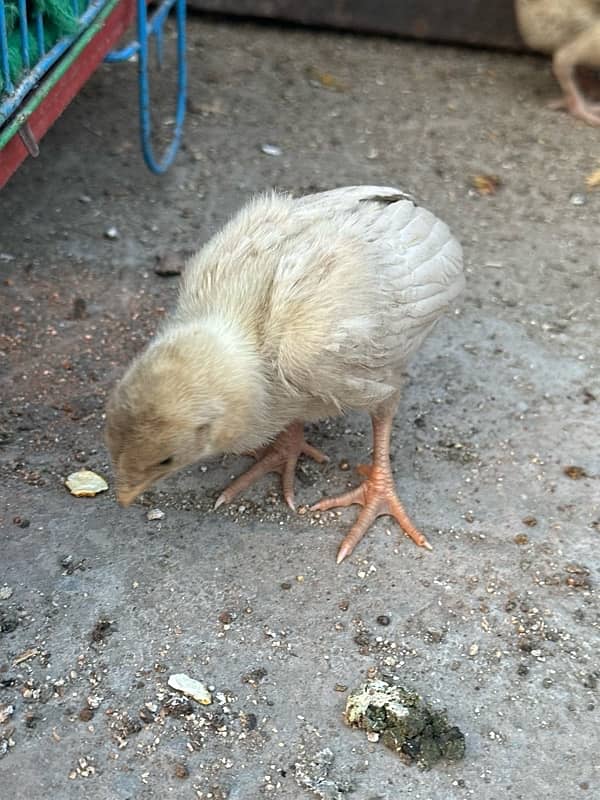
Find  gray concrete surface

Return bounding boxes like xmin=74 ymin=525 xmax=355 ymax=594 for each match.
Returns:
xmin=1 ymin=15 xmax=599 ymax=800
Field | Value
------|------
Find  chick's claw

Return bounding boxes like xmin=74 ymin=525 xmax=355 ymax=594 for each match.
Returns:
xmin=214 ymin=421 xmax=328 ymax=511
xmin=311 ymin=462 xmax=431 ymax=563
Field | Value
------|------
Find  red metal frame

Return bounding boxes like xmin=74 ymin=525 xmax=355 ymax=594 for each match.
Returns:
xmin=0 ymin=0 xmax=135 ymax=189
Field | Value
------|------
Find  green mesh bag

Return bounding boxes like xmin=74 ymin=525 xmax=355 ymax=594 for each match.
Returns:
xmin=1 ymin=0 xmax=82 ymax=96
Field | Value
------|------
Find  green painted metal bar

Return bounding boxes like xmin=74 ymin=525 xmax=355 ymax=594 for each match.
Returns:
xmin=0 ymin=0 xmax=121 ymax=150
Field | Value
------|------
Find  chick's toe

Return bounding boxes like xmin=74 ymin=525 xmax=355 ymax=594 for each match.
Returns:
xmin=215 ymin=421 xmax=328 ymax=511
xmin=311 ymin=410 xmax=431 ymax=563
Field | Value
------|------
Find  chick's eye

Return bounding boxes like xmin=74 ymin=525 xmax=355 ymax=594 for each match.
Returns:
xmin=158 ymin=456 xmax=173 ymax=467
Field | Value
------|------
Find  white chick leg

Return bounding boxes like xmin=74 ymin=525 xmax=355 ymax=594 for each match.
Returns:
xmin=311 ymin=407 xmax=431 ymax=564
xmin=552 ymin=22 xmax=600 ymax=126
xmin=214 ymin=421 xmax=328 ymax=511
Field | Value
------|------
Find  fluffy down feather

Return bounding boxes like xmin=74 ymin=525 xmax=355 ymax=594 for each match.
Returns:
xmin=177 ymin=186 xmax=463 ymax=416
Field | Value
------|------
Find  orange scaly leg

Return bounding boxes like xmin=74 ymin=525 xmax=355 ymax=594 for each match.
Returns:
xmin=311 ymin=409 xmax=430 ymax=563
xmin=215 ymin=421 xmax=328 ymax=512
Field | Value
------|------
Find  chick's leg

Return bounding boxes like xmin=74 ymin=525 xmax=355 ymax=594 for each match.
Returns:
xmin=311 ymin=408 xmax=430 ymax=564
xmin=552 ymin=24 xmax=600 ymax=126
xmin=215 ymin=421 xmax=328 ymax=511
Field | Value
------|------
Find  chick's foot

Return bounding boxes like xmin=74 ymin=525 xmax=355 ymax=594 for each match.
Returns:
xmin=568 ymin=99 xmax=600 ymax=126
xmin=311 ymin=411 xmax=431 ymax=563
xmin=214 ymin=421 xmax=328 ymax=511
xmin=549 ymin=93 xmax=600 ymax=125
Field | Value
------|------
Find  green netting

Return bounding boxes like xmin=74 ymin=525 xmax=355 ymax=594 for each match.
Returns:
xmin=1 ymin=0 xmax=83 ymax=96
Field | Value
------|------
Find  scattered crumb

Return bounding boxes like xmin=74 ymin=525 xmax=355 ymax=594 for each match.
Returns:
xmin=563 ymin=465 xmax=587 ymax=480
xmin=65 ymin=469 xmax=108 ymax=497
xmin=90 ymin=618 xmax=114 ymax=643
xmin=471 ymin=174 xmax=501 ymax=195
xmin=168 ymin=673 xmax=212 ymax=705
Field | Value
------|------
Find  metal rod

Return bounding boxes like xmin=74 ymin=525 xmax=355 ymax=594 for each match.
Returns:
xmin=17 ymin=0 xmax=30 ymax=70
xmin=0 ymin=0 xmax=13 ymax=94
xmin=137 ymin=0 xmax=186 ymax=173
xmin=35 ymin=11 xmax=44 ymax=56
xmin=18 ymin=120 xmax=38 ymax=155
xmin=105 ymin=0 xmax=179 ymax=63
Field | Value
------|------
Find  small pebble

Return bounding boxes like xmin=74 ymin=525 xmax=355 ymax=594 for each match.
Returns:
xmin=0 ymin=586 xmax=13 ymax=601
xmin=154 ymin=252 xmax=184 ymax=277
xmin=72 ymin=297 xmax=87 ymax=319
xmin=173 ymin=763 xmax=189 ymax=779
xmin=104 ymin=226 xmax=119 ymax=239
xmin=522 ymin=516 xmax=537 ymax=527
xmin=146 ymin=508 xmax=165 ymax=521
xmin=240 ymin=711 xmax=257 ymax=731
xmin=78 ymin=708 xmax=94 ymax=722
xmin=261 ymin=143 xmax=282 ymax=157
xmin=468 ymin=643 xmax=479 ymax=657
xmin=569 ymin=192 xmax=586 ymax=206
xmin=563 ymin=465 xmax=587 ymax=480
xmin=376 ymin=615 xmax=390 ymax=626
xmin=139 ymin=707 xmax=155 ymax=724
xmin=168 ymin=673 xmax=212 ymax=705
xmin=582 ymin=673 xmax=598 ymax=689
xmin=218 ymin=611 xmax=233 ymax=625
xmin=514 ymin=533 xmax=529 ymax=545
xmin=427 ymin=629 xmax=444 ymax=643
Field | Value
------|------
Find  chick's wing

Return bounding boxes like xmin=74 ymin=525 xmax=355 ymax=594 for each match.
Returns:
xmin=267 ymin=190 xmax=463 ymax=412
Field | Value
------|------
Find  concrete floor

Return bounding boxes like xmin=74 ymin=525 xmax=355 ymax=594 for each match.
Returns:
xmin=1 ymin=14 xmax=599 ymax=800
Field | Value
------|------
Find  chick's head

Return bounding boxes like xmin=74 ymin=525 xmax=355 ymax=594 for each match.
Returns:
xmin=105 ymin=332 xmax=238 ymax=507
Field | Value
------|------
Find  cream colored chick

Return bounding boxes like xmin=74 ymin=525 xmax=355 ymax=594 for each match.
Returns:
xmin=106 ymin=186 xmax=464 ymax=563
xmin=515 ymin=0 xmax=600 ymax=125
